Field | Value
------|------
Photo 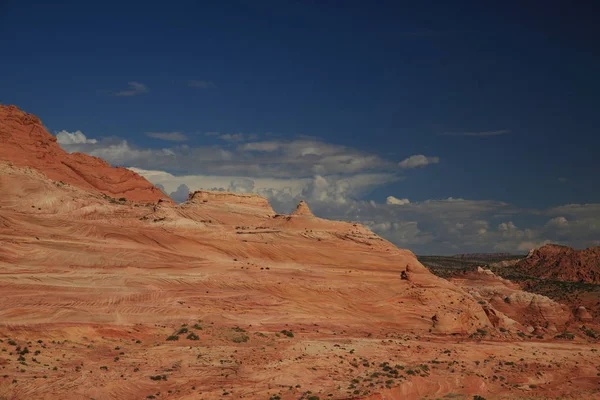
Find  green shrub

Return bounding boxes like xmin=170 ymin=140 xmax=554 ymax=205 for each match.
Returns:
xmin=166 ymin=335 xmax=179 ymax=341
xmin=232 ymin=334 xmax=249 ymax=343
xmin=555 ymin=332 xmax=575 ymax=340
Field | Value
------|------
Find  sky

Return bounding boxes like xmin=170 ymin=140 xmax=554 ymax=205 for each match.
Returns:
xmin=1 ymin=1 xmax=599 ymax=254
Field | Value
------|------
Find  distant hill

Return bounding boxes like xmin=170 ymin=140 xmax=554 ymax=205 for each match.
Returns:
xmin=516 ymin=244 xmax=600 ymax=283
xmin=452 ymin=252 xmax=516 ymax=259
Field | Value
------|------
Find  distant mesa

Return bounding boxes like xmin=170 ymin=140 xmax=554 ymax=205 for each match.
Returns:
xmin=0 ymin=104 xmax=172 ymax=204
xmin=516 ymin=243 xmax=600 ymax=284
xmin=291 ymin=200 xmax=314 ymax=217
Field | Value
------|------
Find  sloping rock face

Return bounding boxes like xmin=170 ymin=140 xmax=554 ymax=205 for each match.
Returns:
xmin=0 ymin=159 xmax=493 ymax=336
xmin=517 ymin=244 xmax=600 ymax=283
xmin=450 ymin=267 xmax=572 ymax=330
xmin=0 ymin=105 xmax=170 ymax=203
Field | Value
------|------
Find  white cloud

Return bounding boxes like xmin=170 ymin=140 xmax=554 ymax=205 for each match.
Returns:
xmin=54 ymin=129 xmax=600 ymax=254
xmin=114 ymin=82 xmax=149 ymax=97
xmin=386 ymin=196 xmax=410 ymax=205
xmin=217 ymin=133 xmax=258 ymax=142
xmin=56 ymin=130 xmax=98 ymax=145
xmin=398 ymin=154 xmax=440 ymax=169
xmin=546 ymin=216 xmax=568 ymax=227
xmin=145 ymin=132 xmax=188 ymax=142
xmin=239 ymin=141 xmax=283 ymax=152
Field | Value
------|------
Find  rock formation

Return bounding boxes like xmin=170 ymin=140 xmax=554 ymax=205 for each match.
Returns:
xmin=291 ymin=200 xmax=314 ymax=217
xmin=576 ymin=306 xmax=593 ymax=322
xmin=516 ymin=243 xmax=600 ymax=283
xmin=0 ymin=105 xmax=171 ymax=204
xmin=450 ymin=267 xmax=573 ymax=330
xmin=1 ymin=105 xmax=598 ymax=400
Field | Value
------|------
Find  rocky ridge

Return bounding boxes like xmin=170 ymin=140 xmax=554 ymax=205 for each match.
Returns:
xmin=517 ymin=244 xmax=600 ymax=283
xmin=0 ymin=104 xmax=170 ymax=204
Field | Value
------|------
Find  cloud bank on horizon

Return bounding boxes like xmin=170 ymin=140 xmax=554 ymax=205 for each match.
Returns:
xmin=55 ymin=129 xmax=600 ymax=255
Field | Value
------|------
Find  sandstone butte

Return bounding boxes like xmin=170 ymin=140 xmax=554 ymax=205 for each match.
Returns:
xmin=516 ymin=243 xmax=600 ymax=284
xmin=0 ymin=105 xmax=599 ymax=400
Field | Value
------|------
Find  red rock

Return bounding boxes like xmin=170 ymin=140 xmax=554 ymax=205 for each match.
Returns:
xmin=516 ymin=244 xmax=600 ymax=284
xmin=0 ymin=104 xmax=171 ymax=204
xmin=576 ymin=306 xmax=593 ymax=322
xmin=291 ymin=200 xmax=314 ymax=217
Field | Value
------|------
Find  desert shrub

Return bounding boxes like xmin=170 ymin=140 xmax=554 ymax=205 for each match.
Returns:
xmin=166 ymin=335 xmax=179 ymax=341
xmin=280 ymin=330 xmax=294 ymax=338
xmin=232 ymin=334 xmax=249 ymax=343
xmin=583 ymin=328 xmax=598 ymax=339
xmin=186 ymin=333 xmax=199 ymax=341
xmin=555 ymin=332 xmax=575 ymax=340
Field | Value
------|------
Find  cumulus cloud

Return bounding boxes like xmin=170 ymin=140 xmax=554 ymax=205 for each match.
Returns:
xmin=114 ymin=82 xmax=149 ymax=97
xmin=216 ymin=133 xmax=258 ymax=142
xmin=386 ymin=196 xmax=410 ymax=205
xmin=228 ymin=178 xmax=255 ymax=193
xmin=546 ymin=216 xmax=568 ymax=227
xmin=442 ymin=129 xmax=510 ymax=137
xmin=56 ymin=130 xmax=98 ymax=145
xmin=169 ymin=184 xmax=191 ymax=203
xmin=145 ymin=132 xmax=188 ymax=142
xmin=239 ymin=141 xmax=283 ymax=152
xmin=398 ymin=155 xmax=440 ymax=169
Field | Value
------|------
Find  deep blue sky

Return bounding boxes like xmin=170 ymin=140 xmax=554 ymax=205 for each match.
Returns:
xmin=1 ymin=0 xmax=599 ymax=210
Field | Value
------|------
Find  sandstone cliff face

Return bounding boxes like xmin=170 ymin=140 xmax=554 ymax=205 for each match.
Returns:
xmin=0 ymin=105 xmax=171 ymax=204
xmin=517 ymin=244 xmax=600 ymax=283
xmin=450 ymin=267 xmax=572 ymax=330
xmin=186 ymin=190 xmax=275 ymax=216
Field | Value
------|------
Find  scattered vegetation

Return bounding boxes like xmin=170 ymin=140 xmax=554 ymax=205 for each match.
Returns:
xmin=554 ymin=332 xmax=575 ymax=340
xmin=280 ymin=329 xmax=294 ymax=338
